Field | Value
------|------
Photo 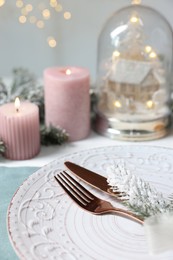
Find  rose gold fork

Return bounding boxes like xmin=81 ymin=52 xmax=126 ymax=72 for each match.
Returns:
xmin=54 ymin=171 xmax=144 ymax=225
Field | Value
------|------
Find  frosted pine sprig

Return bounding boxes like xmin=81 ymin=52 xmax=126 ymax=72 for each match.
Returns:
xmin=0 ymin=139 xmax=6 ymax=155
xmin=107 ymin=160 xmax=173 ymax=218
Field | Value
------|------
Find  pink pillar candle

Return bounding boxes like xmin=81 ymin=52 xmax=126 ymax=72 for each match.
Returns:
xmin=0 ymin=101 xmax=40 ymax=160
xmin=44 ymin=67 xmax=90 ymax=141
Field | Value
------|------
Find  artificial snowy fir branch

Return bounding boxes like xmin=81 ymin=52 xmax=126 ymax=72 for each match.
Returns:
xmin=107 ymin=160 xmax=173 ymax=219
xmin=40 ymin=124 xmax=69 ymax=146
xmin=0 ymin=140 xmax=6 ymax=155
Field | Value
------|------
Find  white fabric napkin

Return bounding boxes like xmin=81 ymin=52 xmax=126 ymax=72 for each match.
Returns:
xmin=144 ymin=212 xmax=173 ymax=255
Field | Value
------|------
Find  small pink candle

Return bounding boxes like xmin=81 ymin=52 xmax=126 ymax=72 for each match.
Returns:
xmin=0 ymin=98 xmax=40 ymax=160
xmin=44 ymin=66 xmax=90 ymax=141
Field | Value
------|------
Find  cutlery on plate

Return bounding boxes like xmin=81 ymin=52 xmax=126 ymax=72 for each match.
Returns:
xmin=54 ymin=171 xmax=144 ymax=225
xmin=64 ymin=161 xmax=124 ymax=200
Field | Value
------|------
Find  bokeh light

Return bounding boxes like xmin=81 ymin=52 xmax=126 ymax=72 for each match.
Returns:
xmin=0 ymin=0 xmax=5 ymax=7
xmin=15 ymin=1 xmax=72 ymax=47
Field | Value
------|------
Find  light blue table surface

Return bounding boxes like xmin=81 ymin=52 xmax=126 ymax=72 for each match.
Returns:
xmin=0 ymin=166 xmax=39 ymax=260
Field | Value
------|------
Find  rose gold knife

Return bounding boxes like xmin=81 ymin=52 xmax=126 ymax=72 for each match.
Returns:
xmin=64 ymin=161 xmax=120 ymax=197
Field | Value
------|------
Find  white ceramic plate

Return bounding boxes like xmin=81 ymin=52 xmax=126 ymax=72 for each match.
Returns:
xmin=7 ymin=145 xmax=173 ymax=260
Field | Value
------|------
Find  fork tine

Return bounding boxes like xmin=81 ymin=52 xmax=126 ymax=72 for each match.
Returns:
xmin=60 ymin=171 xmax=92 ymax=202
xmin=54 ymin=174 xmax=87 ymax=208
xmin=55 ymin=171 xmax=96 ymax=206
xmin=62 ymin=171 xmax=96 ymax=200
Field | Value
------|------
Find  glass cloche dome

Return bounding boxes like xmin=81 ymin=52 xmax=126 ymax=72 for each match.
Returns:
xmin=94 ymin=4 xmax=173 ymax=141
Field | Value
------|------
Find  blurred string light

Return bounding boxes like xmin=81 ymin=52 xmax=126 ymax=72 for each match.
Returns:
xmin=131 ymin=0 xmax=141 ymax=4
xmin=15 ymin=0 xmax=72 ymax=48
xmin=0 ymin=0 xmax=5 ymax=7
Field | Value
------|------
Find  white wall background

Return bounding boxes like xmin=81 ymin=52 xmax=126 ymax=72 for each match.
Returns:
xmin=0 ymin=0 xmax=173 ymax=83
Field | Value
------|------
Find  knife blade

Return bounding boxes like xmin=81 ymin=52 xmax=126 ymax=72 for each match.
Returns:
xmin=64 ymin=161 xmax=120 ymax=197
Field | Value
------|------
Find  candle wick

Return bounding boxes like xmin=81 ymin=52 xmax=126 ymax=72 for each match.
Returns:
xmin=16 ymin=108 xmax=19 ymax=113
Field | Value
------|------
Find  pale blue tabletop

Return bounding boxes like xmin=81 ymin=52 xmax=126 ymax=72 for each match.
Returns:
xmin=0 ymin=166 xmax=39 ymax=260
